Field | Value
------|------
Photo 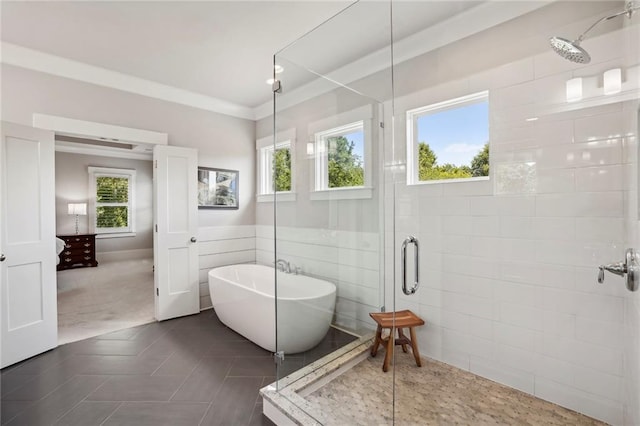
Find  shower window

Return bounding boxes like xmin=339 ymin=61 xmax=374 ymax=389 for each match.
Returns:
xmin=256 ymin=129 xmax=295 ymax=202
xmin=88 ymin=166 xmax=136 ymax=236
xmin=406 ymin=90 xmax=490 ymax=184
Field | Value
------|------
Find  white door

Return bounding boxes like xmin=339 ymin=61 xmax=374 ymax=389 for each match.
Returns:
xmin=153 ymin=145 xmax=199 ymax=321
xmin=0 ymin=122 xmax=57 ymax=368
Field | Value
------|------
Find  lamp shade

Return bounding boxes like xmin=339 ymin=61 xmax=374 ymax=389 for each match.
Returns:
xmin=67 ymin=203 xmax=87 ymax=215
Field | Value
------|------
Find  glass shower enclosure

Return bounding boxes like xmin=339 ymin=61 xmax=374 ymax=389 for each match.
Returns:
xmin=264 ymin=0 xmax=640 ymax=424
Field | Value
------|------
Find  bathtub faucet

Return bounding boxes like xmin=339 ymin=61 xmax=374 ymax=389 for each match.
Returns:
xmin=276 ymin=259 xmax=291 ymax=273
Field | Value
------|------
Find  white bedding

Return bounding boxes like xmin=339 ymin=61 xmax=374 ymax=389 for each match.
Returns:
xmin=55 ymin=237 xmax=65 ymax=265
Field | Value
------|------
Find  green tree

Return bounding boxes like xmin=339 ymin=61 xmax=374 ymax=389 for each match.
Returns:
xmin=418 ymin=142 xmax=472 ymax=181
xmin=327 ymin=136 xmax=364 ymax=188
xmin=273 ymin=147 xmax=291 ymax=191
xmin=96 ymin=177 xmax=128 ymax=202
xmin=96 ymin=206 xmax=128 ymax=228
xmin=96 ymin=177 xmax=129 ymax=228
xmin=434 ymin=163 xmax=472 ymax=179
xmin=471 ymin=142 xmax=489 ymax=177
xmin=418 ymin=143 xmax=437 ymax=181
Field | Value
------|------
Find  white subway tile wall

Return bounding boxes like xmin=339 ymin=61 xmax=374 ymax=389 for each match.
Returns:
xmin=388 ymin=25 xmax=639 ymax=426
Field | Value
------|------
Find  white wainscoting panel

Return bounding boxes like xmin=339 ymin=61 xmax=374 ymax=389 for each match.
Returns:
xmin=198 ymin=225 xmax=256 ymax=310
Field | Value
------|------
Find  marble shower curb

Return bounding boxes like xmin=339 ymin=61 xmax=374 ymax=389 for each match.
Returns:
xmin=260 ymin=335 xmax=375 ymax=425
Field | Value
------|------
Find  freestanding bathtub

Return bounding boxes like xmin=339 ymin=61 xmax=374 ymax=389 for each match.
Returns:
xmin=208 ymin=264 xmax=337 ymax=354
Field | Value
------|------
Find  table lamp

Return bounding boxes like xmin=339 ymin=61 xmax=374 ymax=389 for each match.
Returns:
xmin=67 ymin=203 xmax=87 ymax=235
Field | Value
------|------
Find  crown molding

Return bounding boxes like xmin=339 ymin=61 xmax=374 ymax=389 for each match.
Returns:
xmin=1 ymin=1 xmax=551 ymax=123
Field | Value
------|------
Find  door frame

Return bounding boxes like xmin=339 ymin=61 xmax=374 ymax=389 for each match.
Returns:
xmin=33 ymin=117 xmax=174 ymax=326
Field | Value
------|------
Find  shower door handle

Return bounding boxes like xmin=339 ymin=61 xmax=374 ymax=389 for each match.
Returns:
xmin=401 ymin=236 xmax=419 ymax=295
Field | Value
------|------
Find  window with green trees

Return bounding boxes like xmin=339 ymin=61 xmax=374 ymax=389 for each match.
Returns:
xmin=315 ymin=122 xmax=366 ymax=190
xmin=96 ymin=177 xmax=129 ymax=228
xmin=258 ymin=141 xmax=292 ymax=195
xmin=273 ymin=146 xmax=291 ymax=192
xmin=408 ymin=91 xmax=489 ymax=183
xmin=89 ymin=167 xmax=136 ymax=234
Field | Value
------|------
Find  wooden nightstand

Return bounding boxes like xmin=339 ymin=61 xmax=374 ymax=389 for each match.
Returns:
xmin=57 ymin=234 xmax=99 ymax=271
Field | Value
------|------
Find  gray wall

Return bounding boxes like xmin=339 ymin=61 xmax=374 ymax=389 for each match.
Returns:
xmin=55 ymin=152 xmax=153 ymax=253
xmin=1 ymin=64 xmax=256 ymax=228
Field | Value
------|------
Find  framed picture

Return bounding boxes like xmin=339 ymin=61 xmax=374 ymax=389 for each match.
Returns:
xmin=197 ymin=167 xmax=239 ymax=209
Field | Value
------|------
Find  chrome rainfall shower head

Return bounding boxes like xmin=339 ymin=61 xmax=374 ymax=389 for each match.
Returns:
xmin=549 ymin=36 xmax=591 ymax=64
xmin=550 ymin=1 xmax=639 ymax=64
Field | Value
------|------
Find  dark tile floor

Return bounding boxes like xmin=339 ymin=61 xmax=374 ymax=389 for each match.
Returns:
xmin=0 ymin=310 xmax=357 ymax=426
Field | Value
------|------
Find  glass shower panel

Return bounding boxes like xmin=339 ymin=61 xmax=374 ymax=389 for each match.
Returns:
xmin=389 ymin=1 xmax=639 ymax=424
xmin=265 ymin=1 xmax=639 ymax=424
xmin=269 ymin=0 xmax=394 ymax=423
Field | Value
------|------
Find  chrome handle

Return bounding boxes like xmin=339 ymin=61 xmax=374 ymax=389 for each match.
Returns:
xmin=190 ymin=237 xmax=197 ymax=243
xmin=401 ymin=236 xmax=419 ymax=295
xmin=0 ymin=253 xmax=5 ymax=262
xmin=598 ymin=248 xmax=639 ymax=291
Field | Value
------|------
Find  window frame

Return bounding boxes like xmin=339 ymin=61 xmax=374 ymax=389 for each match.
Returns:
xmin=308 ymin=105 xmax=373 ymax=200
xmin=314 ymin=121 xmax=366 ymax=191
xmin=88 ymin=166 xmax=136 ymax=237
xmin=256 ymin=128 xmax=296 ymax=203
xmin=406 ymin=90 xmax=489 ymax=185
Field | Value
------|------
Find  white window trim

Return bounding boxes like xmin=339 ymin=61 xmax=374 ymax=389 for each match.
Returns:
xmin=308 ymin=105 xmax=373 ymax=199
xmin=256 ymin=129 xmax=296 ymax=203
xmin=88 ymin=166 xmax=136 ymax=238
xmin=406 ymin=90 xmax=489 ymax=186
xmin=314 ymin=121 xmax=366 ymax=191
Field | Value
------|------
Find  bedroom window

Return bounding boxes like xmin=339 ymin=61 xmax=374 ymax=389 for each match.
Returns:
xmin=88 ymin=167 xmax=136 ymax=236
xmin=407 ymin=91 xmax=489 ymax=184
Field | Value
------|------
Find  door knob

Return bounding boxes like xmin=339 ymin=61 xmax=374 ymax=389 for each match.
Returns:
xmin=598 ymin=248 xmax=639 ymax=291
xmin=0 ymin=253 xmax=5 ymax=262
xmin=190 ymin=237 xmax=197 ymax=243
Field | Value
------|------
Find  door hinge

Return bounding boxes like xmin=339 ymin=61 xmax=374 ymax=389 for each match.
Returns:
xmin=155 ymin=224 xmax=158 ymax=232
xmin=380 ymin=122 xmax=384 ymax=129
xmin=156 ymin=288 xmax=159 ymax=296
xmin=380 ymin=305 xmax=385 ymax=312
xmin=274 ymin=351 xmax=285 ymax=365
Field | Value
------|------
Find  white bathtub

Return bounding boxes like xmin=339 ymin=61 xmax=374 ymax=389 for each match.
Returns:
xmin=208 ymin=264 xmax=337 ymax=354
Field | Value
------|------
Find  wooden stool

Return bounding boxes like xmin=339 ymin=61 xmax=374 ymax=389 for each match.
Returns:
xmin=369 ymin=310 xmax=425 ymax=372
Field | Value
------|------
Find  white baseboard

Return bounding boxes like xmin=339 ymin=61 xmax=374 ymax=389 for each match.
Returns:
xmin=96 ymin=248 xmax=153 ymax=263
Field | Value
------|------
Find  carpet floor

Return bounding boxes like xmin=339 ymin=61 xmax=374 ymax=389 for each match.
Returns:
xmin=56 ymin=258 xmax=155 ymax=345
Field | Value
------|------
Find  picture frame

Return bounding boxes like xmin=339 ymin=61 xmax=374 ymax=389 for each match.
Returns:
xmin=197 ymin=167 xmax=239 ymax=209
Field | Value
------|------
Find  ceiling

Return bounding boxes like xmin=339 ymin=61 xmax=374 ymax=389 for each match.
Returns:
xmin=1 ymin=1 xmax=548 ymax=120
